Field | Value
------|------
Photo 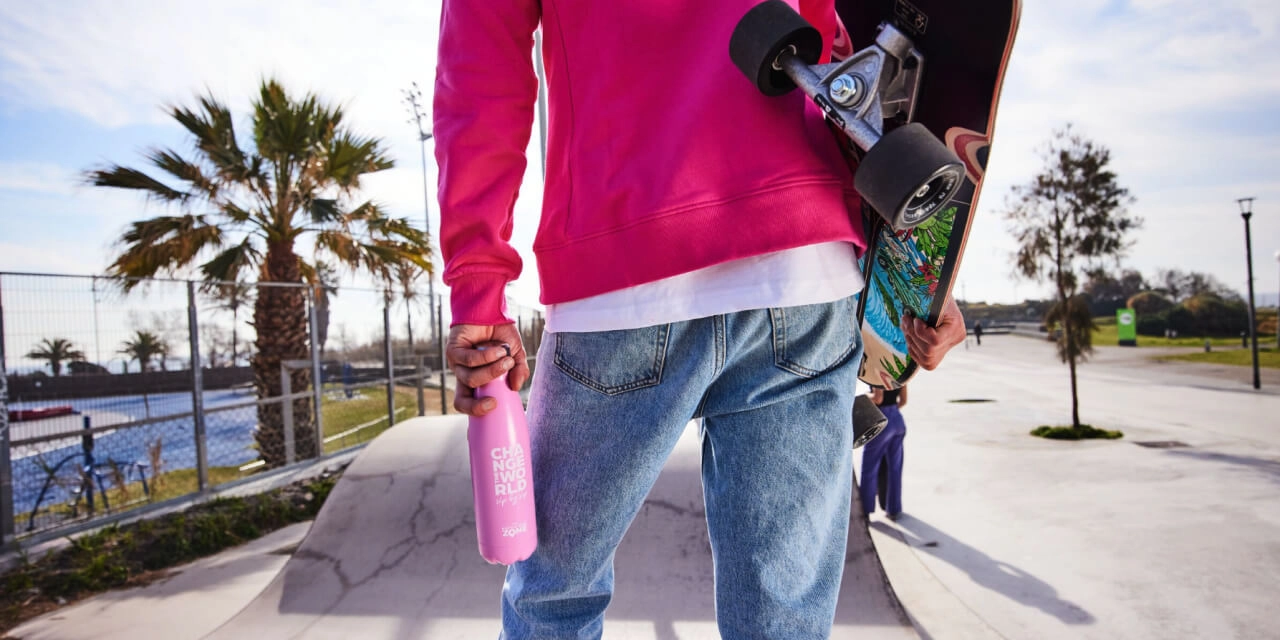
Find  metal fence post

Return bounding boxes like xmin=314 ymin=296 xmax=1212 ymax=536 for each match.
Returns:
xmin=384 ymin=302 xmax=395 ymax=427
xmin=438 ymin=298 xmax=448 ymax=415
xmin=416 ymin=356 xmax=426 ymax=417
xmin=187 ymin=281 xmax=209 ymax=492
xmin=308 ymin=294 xmax=324 ymax=457
xmin=281 ymin=362 xmax=296 ymax=465
xmin=0 ymin=275 xmax=14 ymax=543
xmin=81 ymin=415 xmax=95 ymax=514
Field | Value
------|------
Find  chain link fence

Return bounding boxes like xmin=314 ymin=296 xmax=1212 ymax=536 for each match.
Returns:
xmin=0 ymin=271 xmax=544 ymax=542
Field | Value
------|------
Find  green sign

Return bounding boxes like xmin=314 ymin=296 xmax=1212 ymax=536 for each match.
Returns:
xmin=1117 ymin=309 xmax=1137 ymax=346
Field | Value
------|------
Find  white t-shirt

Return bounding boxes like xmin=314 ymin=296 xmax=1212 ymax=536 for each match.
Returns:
xmin=545 ymin=241 xmax=864 ymax=333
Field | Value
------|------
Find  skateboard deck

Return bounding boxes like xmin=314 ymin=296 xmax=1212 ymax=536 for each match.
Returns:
xmin=835 ymin=0 xmax=1021 ymax=388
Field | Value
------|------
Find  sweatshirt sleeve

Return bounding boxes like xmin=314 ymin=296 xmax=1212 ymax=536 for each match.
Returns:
xmin=433 ymin=0 xmax=541 ymax=326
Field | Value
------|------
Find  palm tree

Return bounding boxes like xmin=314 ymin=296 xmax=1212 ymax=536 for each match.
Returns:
xmin=26 ymin=338 xmax=85 ymax=377
xmin=87 ymin=78 xmax=432 ymax=467
xmin=119 ymin=331 xmax=168 ymax=373
xmin=392 ymin=264 xmax=428 ymax=357
xmin=313 ymin=260 xmax=339 ymax=359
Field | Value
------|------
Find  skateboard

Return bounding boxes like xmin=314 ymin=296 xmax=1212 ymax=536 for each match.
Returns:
xmin=730 ymin=0 xmax=1021 ymax=388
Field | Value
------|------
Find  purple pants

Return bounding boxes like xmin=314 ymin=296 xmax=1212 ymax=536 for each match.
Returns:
xmin=859 ymin=403 xmax=905 ymax=515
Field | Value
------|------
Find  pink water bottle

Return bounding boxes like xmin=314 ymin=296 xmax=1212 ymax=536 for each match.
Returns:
xmin=468 ymin=373 xmax=538 ymax=564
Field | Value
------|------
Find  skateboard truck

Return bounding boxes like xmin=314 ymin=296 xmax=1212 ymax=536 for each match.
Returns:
xmin=730 ymin=0 xmax=965 ymax=230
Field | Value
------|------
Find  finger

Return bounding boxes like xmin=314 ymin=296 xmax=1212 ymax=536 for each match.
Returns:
xmin=447 ymin=343 xmax=510 ymax=369
xmin=453 ymin=355 xmax=517 ymax=391
xmin=507 ymin=355 xmax=532 ymax=391
xmin=904 ymin=326 xmax=940 ymax=370
xmin=453 ymin=383 xmax=498 ymax=416
xmin=494 ymin=340 xmax=531 ymax=390
xmin=485 ymin=325 xmax=530 ymax=390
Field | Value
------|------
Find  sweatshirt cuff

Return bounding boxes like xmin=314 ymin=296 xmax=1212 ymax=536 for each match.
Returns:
xmin=448 ymin=272 xmax=512 ymax=326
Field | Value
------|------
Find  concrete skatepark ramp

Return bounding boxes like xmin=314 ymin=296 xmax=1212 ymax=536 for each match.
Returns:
xmin=208 ymin=416 xmax=916 ymax=639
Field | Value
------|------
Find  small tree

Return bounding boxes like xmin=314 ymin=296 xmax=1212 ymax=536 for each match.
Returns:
xmin=1155 ymin=268 xmax=1242 ymax=303
xmin=25 ymin=338 xmax=86 ymax=377
xmin=206 ymin=282 xmax=254 ymax=367
xmin=1083 ymin=268 xmax=1147 ymax=315
xmin=312 ymin=261 xmax=339 ymax=359
xmin=1005 ymin=125 xmax=1140 ymax=430
xmin=391 ymin=264 xmax=428 ymax=356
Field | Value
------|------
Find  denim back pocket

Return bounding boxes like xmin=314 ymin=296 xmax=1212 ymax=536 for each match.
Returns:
xmin=770 ymin=297 xmax=859 ymax=378
xmin=553 ymin=324 xmax=670 ymax=395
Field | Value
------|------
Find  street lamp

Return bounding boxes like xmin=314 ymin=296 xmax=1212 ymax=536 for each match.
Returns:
xmin=1237 ymin=197 xmax=1260 ymax=389
xmin=1275 ymin=249 xmax=1279 ymax=350
xmin=403 ymin=83 xmax=437 ymax=343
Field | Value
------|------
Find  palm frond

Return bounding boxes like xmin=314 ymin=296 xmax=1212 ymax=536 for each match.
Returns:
xmin=199 ymin=239 xmax=261 ymax=283
xmin=221 ymin=202 xmax=254 ymax=224
xmin=146 ymin=148 xmax=219 ymax=200
xmin=253 ymin=79 xmax=338 ymax=164
xmin=171 ymin=94 xmax=253 ymax=183
xmin=315 ymin=230 xmax=362 ymax=265
xmin=86 ymin=165 xmax=188 ymax=203
xmin=324 ymin=132 xmax=394 ymax=191
xmin=307 ymin=197 xmax=342 ymax=225
xmin=109 ymin=215 xmax=224 ymax=286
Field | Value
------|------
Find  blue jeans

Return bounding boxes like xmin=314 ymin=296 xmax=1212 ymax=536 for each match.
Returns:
xmin=859 ymin=404 xmax=905 ymax=516
xmin=502 ymin=296 xmax=862 ymax=638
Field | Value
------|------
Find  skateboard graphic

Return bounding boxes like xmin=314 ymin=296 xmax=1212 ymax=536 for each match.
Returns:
xmin=731 ymin=0 xmax=1021 ymax=389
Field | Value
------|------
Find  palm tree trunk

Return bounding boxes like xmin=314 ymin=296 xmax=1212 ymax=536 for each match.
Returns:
xmin=231 ymin=308 xmax=239 ymax=367
xmin=406 ymin=308 xmax=414 ymax=356
xmin=252 ymin=240 xmax=317 ymax=466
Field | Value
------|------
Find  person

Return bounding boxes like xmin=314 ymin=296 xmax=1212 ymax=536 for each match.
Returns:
xmin=973 ymin=320 xmax=984 ymax=346
xmin=859 ymin=384 xmax=908 ymax=520
xmin=434 ymin=1 xmax=967 ymax=635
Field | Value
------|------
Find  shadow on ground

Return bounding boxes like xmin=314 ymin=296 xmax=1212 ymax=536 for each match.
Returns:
xmin=872 ymin=515 xmax=1094 ymax=626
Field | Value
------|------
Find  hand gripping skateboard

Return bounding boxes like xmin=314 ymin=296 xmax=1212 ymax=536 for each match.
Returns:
xmin=730 ymin=0 xmax=1021 ymax=389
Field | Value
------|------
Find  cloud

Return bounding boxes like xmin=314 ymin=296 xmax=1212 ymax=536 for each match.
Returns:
xmin=0 ymin=1 xmax=443 ymax=132
xmin=1 ymin=0 xmax=1277 ymax=307
xmin=0 ymin=162 xmax=78 ymax=195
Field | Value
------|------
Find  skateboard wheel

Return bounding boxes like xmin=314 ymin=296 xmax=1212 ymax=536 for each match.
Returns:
xmin=729 ymin=0 xmax=823 ymax=96
xmin=855 ymin=123 xmax=965 ymax=230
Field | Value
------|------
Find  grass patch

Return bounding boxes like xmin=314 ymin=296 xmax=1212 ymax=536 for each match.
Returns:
xmin=19 ymin=466 xmax=249 ymax=531
xmin=1031 ymin=424 xmax=1124 ymax=440
xmin=1156 ymin=347 xmax=1280 ymax=369
xmin=1 ymin=469 xmax=343 ymax=634
xmin=1091 ymin=322 xmax=1275 ymax=348
xmin=320 ymin=385 xmax=453 ymax=453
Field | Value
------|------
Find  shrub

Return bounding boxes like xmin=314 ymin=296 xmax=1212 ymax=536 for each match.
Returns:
xmin=1031 ymin=424 xmax=1124 ymax=440
xmin=1127 ymin=291 xmax=1175 ymax=316
xmin=1182 ymin=294 xmax=1249 ymax=336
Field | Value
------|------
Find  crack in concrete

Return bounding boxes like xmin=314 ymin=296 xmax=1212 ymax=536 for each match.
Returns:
xmin=294 ymin=465 xmax=471 ymax=620
xmin=644 ymin=499 xmax=706 ymax=518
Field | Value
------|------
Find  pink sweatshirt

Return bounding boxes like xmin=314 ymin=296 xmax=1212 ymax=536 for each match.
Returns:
xmin=435 ymin=0 xmax=866 ymax=326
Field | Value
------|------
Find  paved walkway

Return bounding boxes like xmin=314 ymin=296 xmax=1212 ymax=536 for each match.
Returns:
xmin=863 ymin=334 xmax=1279 ymax=639
xmin=9 ymin=334 xmax=1278 ymax=639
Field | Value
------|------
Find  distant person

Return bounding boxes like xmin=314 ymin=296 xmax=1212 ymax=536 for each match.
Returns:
xmin=973 ymin=321 xmax=984 ymax=346
xmin=860 ymin=385 xmax=908 ymax=520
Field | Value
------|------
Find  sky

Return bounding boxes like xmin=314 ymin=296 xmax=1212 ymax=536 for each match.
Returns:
xmin=1 ymin=0 xmax=1279 ymax=318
